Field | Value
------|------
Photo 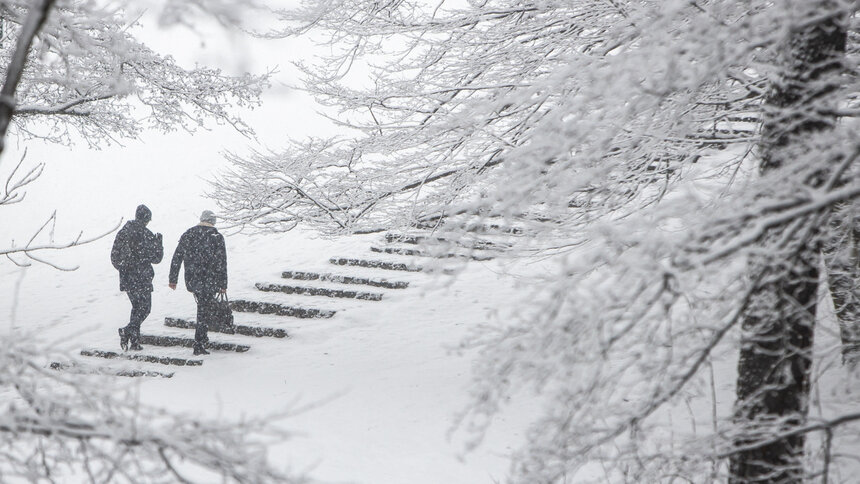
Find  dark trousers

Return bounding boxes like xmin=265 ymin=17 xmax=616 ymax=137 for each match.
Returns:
xmin=124 ymin=290 xmax=151 ymax=343
xmin=193 ymin=291 xmax=216 ymax=345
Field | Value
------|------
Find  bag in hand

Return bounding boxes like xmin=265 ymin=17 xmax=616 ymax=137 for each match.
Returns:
xmin=212 ymin=292 xmax=235 ymax=333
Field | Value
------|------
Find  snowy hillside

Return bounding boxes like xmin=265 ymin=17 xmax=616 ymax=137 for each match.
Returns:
xmin=2 ymin=208 xmax=537 ymax=483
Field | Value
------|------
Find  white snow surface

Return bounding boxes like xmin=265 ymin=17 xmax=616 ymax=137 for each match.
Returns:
xmin=2 ymin=234 xmax=534 ymax=483
xmin=0 ymin=125 xmax=537 ymax=483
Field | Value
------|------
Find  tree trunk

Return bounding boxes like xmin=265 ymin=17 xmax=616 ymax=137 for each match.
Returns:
xmin=729 ymin=3 xmax=848 ymax=482
xmin=731 ymin=255 xmax=818 ymax=483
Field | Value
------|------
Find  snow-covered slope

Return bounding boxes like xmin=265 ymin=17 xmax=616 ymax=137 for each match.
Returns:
xmin=2 ymin=215 xmax=536 ymax=483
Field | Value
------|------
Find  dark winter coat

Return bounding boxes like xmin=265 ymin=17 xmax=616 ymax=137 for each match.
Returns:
xmin=168 ymin=224 xmax=228 ymax=294
xmin=111 ymin=220 xmax=164 ymax=292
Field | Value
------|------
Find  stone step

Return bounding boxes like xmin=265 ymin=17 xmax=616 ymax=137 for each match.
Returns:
xmin=231 ymin=299 xmax=336 ymax=318
xmin=384 ymin=233 xmax=509 ymax=251
xmin=140 ymin=334 xmax=250 ymax=353
xmin=415 ymin=221 xmax=524 ymax=235
xmin=255 ymin=282 xmax=383 ymax=301
xmin=329 ymin=257 xmax=423 ymax=272
xmin=369 ymin=246 xmax=494 ymax=261
xmin=281 ymin=270 xmax=409 ymax=289
xmin=165 ymin=317 xmax=288 ymax=338
xmin=80 ymin=349 xmax=203 ymax=367
xmin=49 ymin=362 xmax=174 ymax=378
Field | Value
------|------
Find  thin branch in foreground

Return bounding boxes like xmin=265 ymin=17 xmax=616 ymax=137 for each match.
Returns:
xmin=1 ymin=215 xmax=122 ymax=270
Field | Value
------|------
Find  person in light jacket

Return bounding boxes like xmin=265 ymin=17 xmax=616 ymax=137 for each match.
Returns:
xmin=168 ymin=210 xmax=227 ymax=355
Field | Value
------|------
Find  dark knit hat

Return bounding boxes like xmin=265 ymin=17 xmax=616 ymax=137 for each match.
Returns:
xmin=135 ymin=204 xmax=152 ymax=223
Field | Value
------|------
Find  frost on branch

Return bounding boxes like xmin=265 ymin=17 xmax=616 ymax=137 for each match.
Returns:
xmin=1 ymin=0 xmax=273 ymax=267
xmin=213 ymin=0 xmax=768 ymax=234
xmin=0 ymin=0 xmax=269 ymax=147
xmin=215 ymin=0 xmax=860 ymax=482
xmin=0 ymin=334 xmax=303 ymax=483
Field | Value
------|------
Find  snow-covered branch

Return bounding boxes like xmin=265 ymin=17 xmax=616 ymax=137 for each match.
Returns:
xmin=1 ymin=212 xmax=120 ymax=270
xmin=16 ymin=91 xmax=123 ymax=116
xmin=213 ymin=0 xmax=860 ymax=482
xmin=0 ymin=0 xmax=272 ymax=148
xmin=0 ymin=0 xmax=55 ymax=154
xmin=0 ymin=337 xmax=302 ymax=483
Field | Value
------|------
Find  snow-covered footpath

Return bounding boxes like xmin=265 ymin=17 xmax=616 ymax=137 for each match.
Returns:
xmin=0 ymin=133 xmax=536 ymax=483
xmin=3 ymin=227 xmax=536 ymax=483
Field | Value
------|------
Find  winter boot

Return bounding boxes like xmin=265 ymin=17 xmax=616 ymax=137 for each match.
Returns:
xmin=129 ymin=329 xmax=143 ymax=351
xmin=118 ymin=328 xmax=129 ymax=351
xmin=193 ymin=342 xmax=210 ymax=356
xmin=194 ymin=322 xmax=209 ymax=345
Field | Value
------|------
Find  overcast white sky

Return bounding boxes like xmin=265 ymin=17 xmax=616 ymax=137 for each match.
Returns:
xmin=0 ymin=8 xmax=340 ymax=264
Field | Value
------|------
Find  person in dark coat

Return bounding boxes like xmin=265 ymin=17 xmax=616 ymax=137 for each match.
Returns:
xmin=111 ymin=204 xmax=163 ymax=351
xmin=168 ymin=210 xmax=228 ymax=355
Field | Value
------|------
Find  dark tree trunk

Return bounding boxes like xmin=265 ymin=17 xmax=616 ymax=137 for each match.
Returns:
xmin=729 ymin=3 xmax=848 ymax=483
xmin=731 ymin=255 xmax=819 ymax=483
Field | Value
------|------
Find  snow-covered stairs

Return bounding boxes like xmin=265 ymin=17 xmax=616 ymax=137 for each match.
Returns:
xmin=255 ymin=282 xmax=384 ymax=301
xmin=49 ymin=361 xmax=175 ymax=379
xmin=57 ymin=228 xmax=502 ymax=377
xmin=383 ymin=233 xmax=510 ymax=251
xmin=329 ymin=257 xmax=424 ymax=272
xmin=79 ymin=349 xmax=203 ymax=367
xmin=369 ymin=245 xmax=495 ymax=261
xmin=281 ymin=270 xmax=409 ymax=289
xmin=139 ymin=333 xmax=251 ymax=352
xmin=229 ymin=299 xmax=336 ymax=318
xmin=165 ymin=317 xmax=289 ymax=338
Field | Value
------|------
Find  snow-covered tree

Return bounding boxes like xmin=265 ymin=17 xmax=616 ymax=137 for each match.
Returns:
xmin=0 ymin=0 xmax=269 ymax=265
xmin=214 ymin=0 xmax=859 ymax=482
xmin=730 ymin=3 xmax=852 ymax=481
xmin=0 ymin=1 xmax=302 ymax=482
xmin=6 ymin=0 xmax=268 ymax=146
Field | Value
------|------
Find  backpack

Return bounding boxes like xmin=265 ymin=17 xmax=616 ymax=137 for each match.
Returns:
xmin=110 ymin=225 xmax=133 ymax=270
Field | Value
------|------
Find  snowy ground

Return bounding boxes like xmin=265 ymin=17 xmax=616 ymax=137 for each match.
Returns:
xmin=0 ymin=133 xmax=537 ymax=483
